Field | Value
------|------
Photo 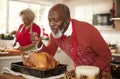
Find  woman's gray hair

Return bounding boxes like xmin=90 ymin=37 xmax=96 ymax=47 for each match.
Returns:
xmin=20 ymin=8 xmax=35 ymax=22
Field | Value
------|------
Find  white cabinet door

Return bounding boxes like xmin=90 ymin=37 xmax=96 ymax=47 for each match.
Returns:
xmin=75 ymin=0 xmax=93 ymax=24
xmin=0 ymin=56 xmax=22 ymax=72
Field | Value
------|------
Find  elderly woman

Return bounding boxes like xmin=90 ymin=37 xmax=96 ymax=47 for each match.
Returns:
xmin=13 ymin=8 xmax=41 ymax=51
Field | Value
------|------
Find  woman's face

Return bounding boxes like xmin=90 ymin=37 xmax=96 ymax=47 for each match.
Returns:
xmin=21 ymin=15 xmax=31 ymax=26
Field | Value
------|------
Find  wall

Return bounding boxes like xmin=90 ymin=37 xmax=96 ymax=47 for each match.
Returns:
xmin=0 ymin=56 xmax=22 ymax=72
xmin=100 ymin=30 xmax=120 ymax=53
xmin=12 ymin=0 xmax=119 ymax=46
xmin=64 ymin=0 xmax=120 ymax=51
xmin=65 ymin=0 xmax=112 ymax=23
xmin=100 ymin=30 xmax=120 ymax=43
xmin=11 ymin=0 xmax=54 ymax=5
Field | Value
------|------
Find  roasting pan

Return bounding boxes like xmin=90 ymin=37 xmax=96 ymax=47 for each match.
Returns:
xmin=11 ymin=61 xmax=67 ymax=78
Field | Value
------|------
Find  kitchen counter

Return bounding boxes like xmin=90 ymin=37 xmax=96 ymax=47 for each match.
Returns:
xmin=0 ymin=73 xmax=26 ymax=79
xmin=0 ymin=55 xmax=22 ymax=72
xmin=0 ymin=52 xmax=28 ymax=72
xmin=0 ymin=52 xmax=20 ymax=56
xmin=0 ymin=73 xmax=64 ymax=79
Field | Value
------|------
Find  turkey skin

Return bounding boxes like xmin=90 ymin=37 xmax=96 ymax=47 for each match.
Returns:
xmin=21 ymin=52 xmax=59 ymax=71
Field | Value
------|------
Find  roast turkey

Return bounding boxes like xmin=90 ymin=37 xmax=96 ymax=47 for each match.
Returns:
xmin=21 ymin=52 xmax=59 ymax=71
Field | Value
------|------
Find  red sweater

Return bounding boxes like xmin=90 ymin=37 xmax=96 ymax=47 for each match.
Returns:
xmin=39 ymin=19 xmax=111 ymax=72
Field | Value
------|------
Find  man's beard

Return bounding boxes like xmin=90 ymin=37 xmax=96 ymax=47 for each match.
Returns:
xmin=51 ymin=28 xmax=64 ymax=38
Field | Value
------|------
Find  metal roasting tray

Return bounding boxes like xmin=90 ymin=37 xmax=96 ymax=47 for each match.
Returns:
xmin=11 ymin=61 xmax=67 ymax=78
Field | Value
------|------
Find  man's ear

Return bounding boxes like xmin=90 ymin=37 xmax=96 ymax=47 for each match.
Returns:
xmin=66 ymin=17 xmax=71 ymax=25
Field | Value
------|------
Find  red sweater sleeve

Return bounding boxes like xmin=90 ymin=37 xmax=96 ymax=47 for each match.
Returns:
xmin=74 ymin=19 xmax=112 ymax=72
xmin=39 ymin=34 xmax=58 ymax=56
xmin=90 ymin=28 xmax=112 ymax=71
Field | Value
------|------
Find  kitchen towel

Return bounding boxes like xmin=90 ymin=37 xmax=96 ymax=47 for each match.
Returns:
xmin=1 ymin=67 xmax=64 ymax=79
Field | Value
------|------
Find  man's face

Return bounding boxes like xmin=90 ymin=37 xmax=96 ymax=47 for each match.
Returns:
xmin=48 ymin=8 xmax=67 ymax=38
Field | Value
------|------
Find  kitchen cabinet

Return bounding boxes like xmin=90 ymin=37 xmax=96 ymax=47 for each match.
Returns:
xmin=75 ymin=0 xmax=93 ymax=24
xmin=0 ymin=51 xmax=29 ymax=72
xmin=0 ymin=40 xmax=20 ymax=72
xmin=115 ymin=0 xmax=120 ymax=17
xmin=0 ymin=55 xmax=22 ymax=72
xmin=93 ymin=0 xmax=112 ymax=13
xmin=111 ymin=0 xmax=120 ymax=31
xmin=66 ymin=0 xmax=113 ymax=30
xmin=114 ymin=20 xmax=120 ymax=30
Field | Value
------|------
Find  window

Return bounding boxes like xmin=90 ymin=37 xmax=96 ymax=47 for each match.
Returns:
xmin=0 ymin=0 xmax=51 ymax=35
xmin=0 ymin=0 xmax=7 ymax=33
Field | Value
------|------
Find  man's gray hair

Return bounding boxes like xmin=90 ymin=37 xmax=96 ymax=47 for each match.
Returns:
xmin=52 ymin=3 xmax=70 ymax=18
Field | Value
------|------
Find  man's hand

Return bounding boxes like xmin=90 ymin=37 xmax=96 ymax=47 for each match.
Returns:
xmin=30 ymin=32 xmax=43 ymax=48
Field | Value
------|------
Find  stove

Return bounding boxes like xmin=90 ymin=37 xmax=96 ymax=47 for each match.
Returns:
xmin=111 ymin=63 xmax=120 ymax=79
xmin=111 ymin=54 xmax=120 ymax=79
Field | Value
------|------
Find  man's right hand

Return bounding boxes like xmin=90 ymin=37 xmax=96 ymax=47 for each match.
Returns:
xmin=30 ymin=32 xmax=43 ymax=48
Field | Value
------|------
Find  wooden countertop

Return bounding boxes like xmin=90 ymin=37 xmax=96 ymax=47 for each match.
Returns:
xmin=0 ymin=50 xmax=28 ymax=57
xmin=0 ymin=53 xmax=28 ymax=60
xmin=0 ymin=73 xmax=26 ymax=79
xmin=0 ymin=53 xmax=20 ymax=56
xmin=0 ymin=48 xmax=21 ymax=56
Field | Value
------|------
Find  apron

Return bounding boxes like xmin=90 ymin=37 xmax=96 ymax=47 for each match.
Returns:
xmin=16 ymin=23 xmax=36 ymax=51
xmin=19 ymin=23 xmax=33 ymax=35
xmin=57 ymin=20 xmax=110 ymax=73
xmin=16 ymin=23 xmax=33 ymax=43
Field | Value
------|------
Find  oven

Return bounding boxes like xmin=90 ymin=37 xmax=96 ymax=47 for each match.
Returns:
xmin=111 ymin=54 xmax=120 ymax=79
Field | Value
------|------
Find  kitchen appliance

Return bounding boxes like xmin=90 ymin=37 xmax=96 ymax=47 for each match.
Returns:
xmin=11 ymin=62 xmax=67 ymax=78
xmin=111 ymin=54 xmax=120 ymax=79
xmin=111 ymin=63 xmax=120 ymax=79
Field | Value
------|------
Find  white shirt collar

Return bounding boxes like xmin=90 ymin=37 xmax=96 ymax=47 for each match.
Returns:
xmin=64 ymin=21 xmax=72 ymax=36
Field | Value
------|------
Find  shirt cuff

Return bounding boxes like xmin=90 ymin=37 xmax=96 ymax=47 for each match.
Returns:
xmin=36 ymin=44 xmax=43 ymax=50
